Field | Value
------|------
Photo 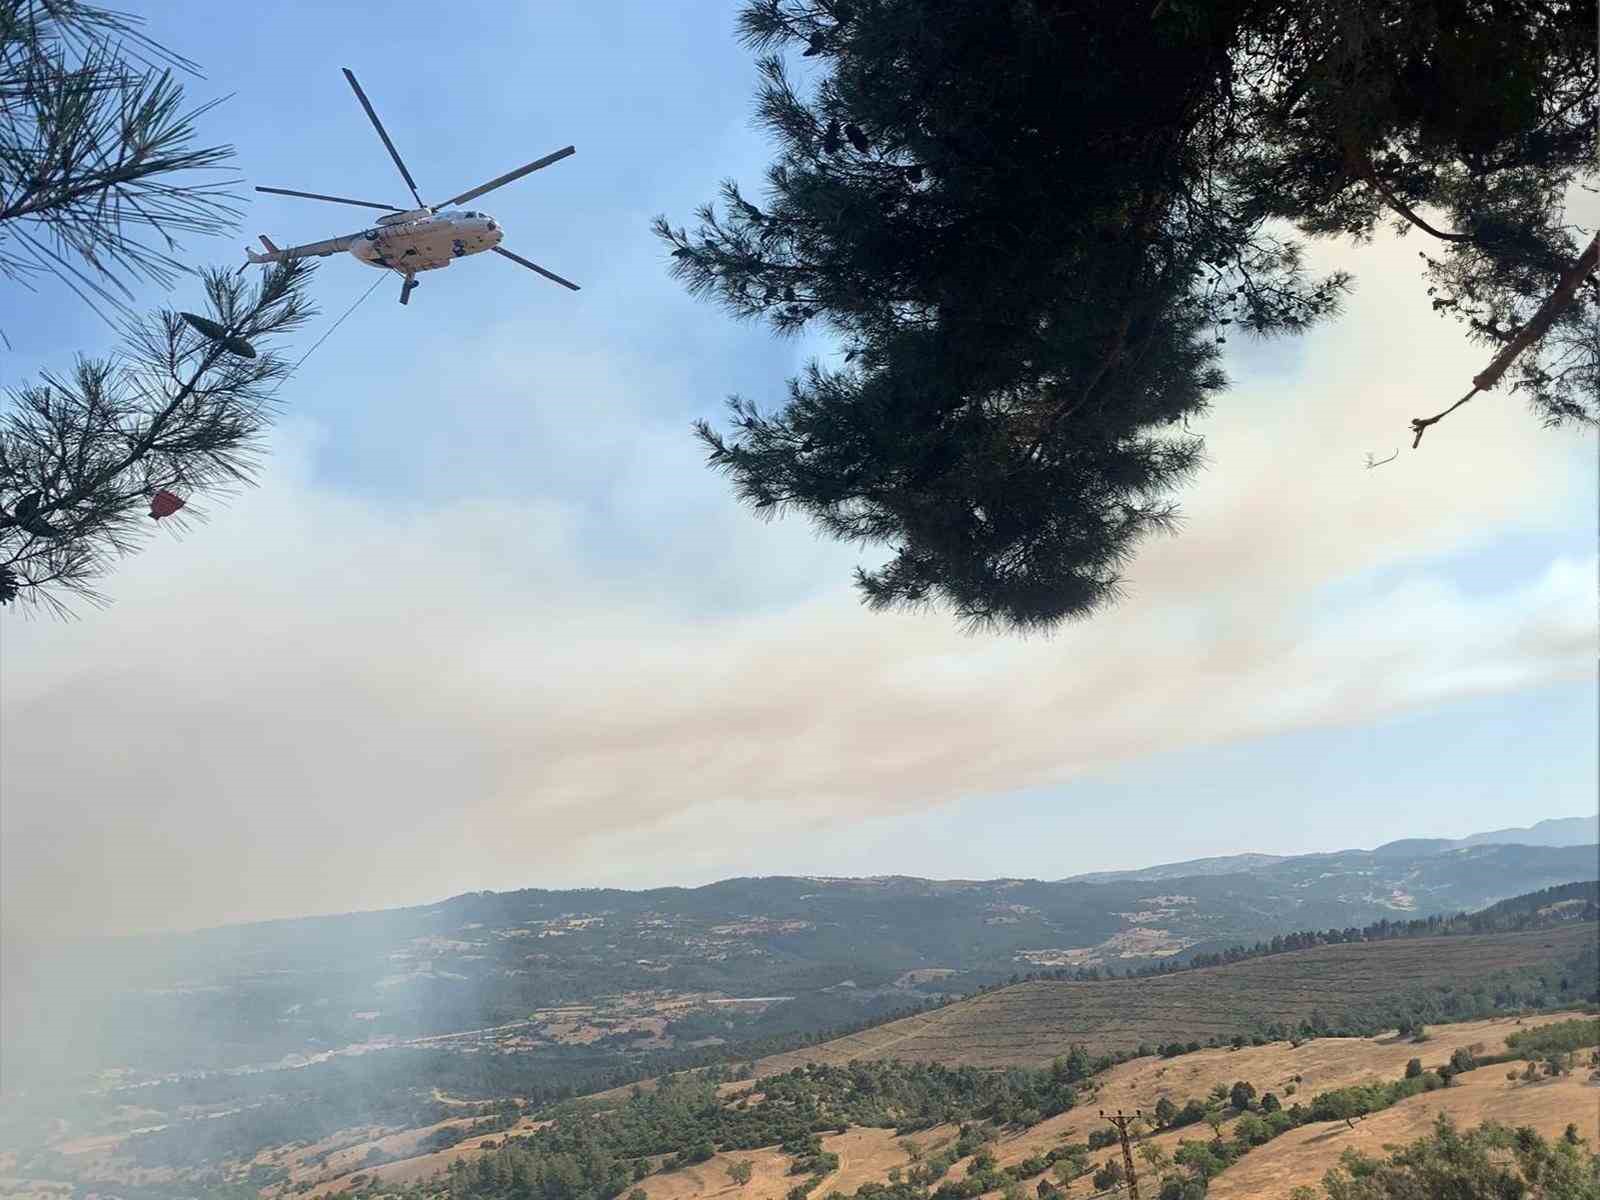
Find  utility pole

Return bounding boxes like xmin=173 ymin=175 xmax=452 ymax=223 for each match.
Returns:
xmin=1099 ymin=1109 xmax=1141 ymax=1200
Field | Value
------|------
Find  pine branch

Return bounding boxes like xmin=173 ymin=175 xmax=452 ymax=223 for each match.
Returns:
xmin=1355 ymin=148 xmax=1473 ymax=244
xmin=1411 ymin=232 xmax=1598 ymax=447
xmin=0 ymin=0 xmax=240 ymax=323
xmin=0 ymin=259 xmax=317 ymax=613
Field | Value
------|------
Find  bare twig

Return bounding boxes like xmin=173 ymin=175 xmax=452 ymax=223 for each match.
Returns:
xmin=1470 ymin=232 xmax=1599 ymax=393
xmin=1410 ymin=232 xmax=1599 ymax=449
xmin=1410 ymin=387 xmax=1479 ymax=448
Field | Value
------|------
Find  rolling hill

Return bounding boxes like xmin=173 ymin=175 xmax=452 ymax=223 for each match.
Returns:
xmin=281 ymin=1016 xmax=1595 ymax=1200
xmin=9 ymin=905 xmax=1593 ymax=1199
xmin=11 ymin=837 xmax=1594 ymax=1094
xmin=735 ymin=924 xmax=1598 ymax=1074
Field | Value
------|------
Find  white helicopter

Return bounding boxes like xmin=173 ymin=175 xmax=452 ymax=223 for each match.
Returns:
xmin=247 ymin=68 xmax=578 ymax=305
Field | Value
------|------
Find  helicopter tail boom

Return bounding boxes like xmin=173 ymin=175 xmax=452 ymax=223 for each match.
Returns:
xmin=244 ymin=235 xmax=280 ymax=265
xmin=245 ymin=232 xmax=356 ymax=265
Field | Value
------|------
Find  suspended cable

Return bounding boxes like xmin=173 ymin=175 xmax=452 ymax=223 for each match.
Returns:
xmin=266 ymin=271 xmax=387 ymax=397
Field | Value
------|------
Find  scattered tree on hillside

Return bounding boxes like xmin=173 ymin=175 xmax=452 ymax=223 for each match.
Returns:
xmin=1228 ymin=1081 xmax=1256 ymax=1111
xmin=1318 ymin=1090 xmax=1366 ymax=1130
xmin=1091 ymin=1159 xmax=1125 ymax=1192
xmin=0 ymin=0 xmax=238 ymax=323
xmin=0 ymin=260 xmax=316 ymax=611
xmin=657 ymin=0 xmax=1596 ymax=633
xmin=1053 ymin=1151 xmax=1088 ymax=1185
xmin=729 ymin=1159 xmax=755 ymax=1186
xmin=1136 ymin=1142 xmax=1172 ymax=1181
xmin=1317 ymin=1115 xmax=1597 ymax=1199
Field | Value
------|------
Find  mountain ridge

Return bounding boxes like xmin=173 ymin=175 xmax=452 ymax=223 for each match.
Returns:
xmin=1064 ymin=814 xmax=1597 ymax=884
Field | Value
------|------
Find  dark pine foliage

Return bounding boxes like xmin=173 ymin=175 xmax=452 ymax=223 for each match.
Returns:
xmin=1236 ymin=0 xmax=1599 ymax=428
xmin=656 ymin=0 xmax=1595 ymax=633
xmin=656 ymin=0 xmax=1347 ymax=632
xmin=0 ymin=0 xmax=240 ymax=317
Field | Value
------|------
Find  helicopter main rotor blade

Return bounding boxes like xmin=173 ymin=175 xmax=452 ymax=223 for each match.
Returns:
xmin=342 ymin=67 xmax=426 ymax=209
xmin=492 ymin=246 xmax=580 ymax=291
xmin=437 ymin=146 xmax=576 ymax=210
xmin=255 ymin=186 xmax=402 ymax=212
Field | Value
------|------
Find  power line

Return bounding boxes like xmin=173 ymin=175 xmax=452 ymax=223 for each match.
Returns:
xmin=1099 ymin=1109 xmax=1143 ymax=1200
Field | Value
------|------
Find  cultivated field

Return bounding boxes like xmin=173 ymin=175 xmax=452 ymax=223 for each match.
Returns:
xmin=742 ymin=927 xmax=1595 ymax=1073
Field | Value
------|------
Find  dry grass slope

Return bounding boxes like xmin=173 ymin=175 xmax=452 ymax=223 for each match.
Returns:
xmin=623 ymin=1011 xmax=1596 ymax=1200
xmin=1206 ymin=1068 xmax=1597 ymax=1198
xmin=283 ymin=1012 xmax=1596 ymax=1200
xmin=745 ymin=927 xmax=1594 ymax=1074
xmin=973 ymin=1011 xmax=1584 ymax=1171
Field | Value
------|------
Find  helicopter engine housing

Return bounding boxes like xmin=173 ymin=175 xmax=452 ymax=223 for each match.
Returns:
xmin=349 ymin=210 xmax=504 ymax=272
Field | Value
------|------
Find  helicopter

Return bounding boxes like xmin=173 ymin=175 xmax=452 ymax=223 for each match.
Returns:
xmin=247 ymin=68 xmax=579 ymax=306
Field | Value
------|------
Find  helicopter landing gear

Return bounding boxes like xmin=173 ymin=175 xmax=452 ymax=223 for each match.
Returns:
xmin=399 ymin=274 xmax=419 ymax=305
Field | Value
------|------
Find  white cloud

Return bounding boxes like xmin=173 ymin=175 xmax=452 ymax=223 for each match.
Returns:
xmin=0 ymin=232 xmax=1594 ymax=941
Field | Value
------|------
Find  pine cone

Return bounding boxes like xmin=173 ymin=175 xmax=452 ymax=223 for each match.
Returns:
xmin=0 ymin=566 xmax=17 ymax=605
xmin=845 ymin=124 xmax=870 ymax=153
xmin=149 ymin=490 xmax=186 ymax=520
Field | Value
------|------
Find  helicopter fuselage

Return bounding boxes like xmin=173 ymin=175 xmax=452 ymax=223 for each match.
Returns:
xmin=250 ymin=66 xmax=576 ymax=303
xmin=349 ymin=209 xmax=504 ymax=274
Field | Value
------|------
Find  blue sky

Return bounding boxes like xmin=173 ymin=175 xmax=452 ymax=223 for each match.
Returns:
xmin=1 ymin=0 xmax=1595 ymax=938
